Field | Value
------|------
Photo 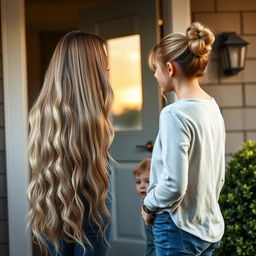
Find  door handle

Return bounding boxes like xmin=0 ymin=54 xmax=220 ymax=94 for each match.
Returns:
xmin=136 ymin=140 xmax=154 ymax=152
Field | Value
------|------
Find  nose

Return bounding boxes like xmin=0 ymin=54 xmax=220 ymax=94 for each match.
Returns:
xmin=140 ymin=182 xmax=146 ymax=188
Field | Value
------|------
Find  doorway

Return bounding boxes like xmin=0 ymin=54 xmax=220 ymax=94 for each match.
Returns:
xmin=2 ymin=0 xmax=190 ymax=255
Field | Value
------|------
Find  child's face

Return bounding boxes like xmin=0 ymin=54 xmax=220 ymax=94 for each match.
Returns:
xmin=135 ymin=171 xmax=150 ymax=198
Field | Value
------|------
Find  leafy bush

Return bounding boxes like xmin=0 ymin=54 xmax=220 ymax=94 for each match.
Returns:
xmin=215 ymin=140 xmax=256 ymax=256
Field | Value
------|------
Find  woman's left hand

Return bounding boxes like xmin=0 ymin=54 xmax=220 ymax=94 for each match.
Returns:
xmin=141 ymin=206 xmax=154 ymax=226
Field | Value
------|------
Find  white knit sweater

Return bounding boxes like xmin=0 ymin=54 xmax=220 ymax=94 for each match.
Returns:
xmin=144 ymin=98 xmax=226 ymax=243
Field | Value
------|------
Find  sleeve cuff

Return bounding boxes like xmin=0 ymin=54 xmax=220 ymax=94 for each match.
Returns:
xmin=143 ymin=194 xmax=158 ymax=212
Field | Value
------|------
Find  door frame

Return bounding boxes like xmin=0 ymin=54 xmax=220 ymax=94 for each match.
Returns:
xmin=1 ymin=0 xmax=190 ymax=255
xmin=1 ymin=0 xmax=32 ymax=255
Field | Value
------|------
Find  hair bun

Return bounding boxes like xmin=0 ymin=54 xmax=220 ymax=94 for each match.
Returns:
xmin=186 ymin=22 xmax=215 ymax=57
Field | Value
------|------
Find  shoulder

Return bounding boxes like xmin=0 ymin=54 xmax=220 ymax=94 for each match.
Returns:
xmin=159 ymin=104 xmax=191 ymax=136
xmin=159 ymin=102 xmax=194 ymax=140
xmin=160 ymin=102 xmax=187 ymax=123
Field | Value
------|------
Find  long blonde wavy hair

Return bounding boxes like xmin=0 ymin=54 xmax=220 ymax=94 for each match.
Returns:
xmin=27 ymin=31 xmax=114 ymax=253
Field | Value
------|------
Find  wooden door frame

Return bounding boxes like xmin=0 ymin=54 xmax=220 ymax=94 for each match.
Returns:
xmin=1 ymin=0 xmax=32 ymax=255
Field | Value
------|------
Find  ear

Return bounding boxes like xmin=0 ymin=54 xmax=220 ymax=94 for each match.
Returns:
xmin=166 ymin=62 xmax=175 ymax=77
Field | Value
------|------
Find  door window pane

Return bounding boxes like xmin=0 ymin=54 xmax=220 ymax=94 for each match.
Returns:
xmin=107 ymin=35 xmax=142 ymax=131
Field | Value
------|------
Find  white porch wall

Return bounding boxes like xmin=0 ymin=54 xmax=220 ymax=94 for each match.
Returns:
xmin=191 ymin=0 xmax=256 ymax=157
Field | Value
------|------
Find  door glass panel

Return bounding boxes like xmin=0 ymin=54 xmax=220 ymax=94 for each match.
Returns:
xmin=107 ymin=35 xmax=142 ymax=131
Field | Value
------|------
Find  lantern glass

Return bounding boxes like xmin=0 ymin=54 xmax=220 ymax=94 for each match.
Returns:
xmin=228 ymin=46 xmax=246 ymax=70
xmin=228 ymin=46 xmax=240 ymax=69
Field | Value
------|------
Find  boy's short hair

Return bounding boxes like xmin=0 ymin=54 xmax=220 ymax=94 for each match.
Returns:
xmin=132 ymin=158 xmax=151 ymax=176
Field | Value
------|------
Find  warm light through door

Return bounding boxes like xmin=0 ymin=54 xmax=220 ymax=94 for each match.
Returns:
xmin=107 ymin=34 xmax=142 ymax=131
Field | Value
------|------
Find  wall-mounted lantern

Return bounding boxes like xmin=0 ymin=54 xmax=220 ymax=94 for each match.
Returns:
xmin=219 ymin=32 xmax=249 ymax=76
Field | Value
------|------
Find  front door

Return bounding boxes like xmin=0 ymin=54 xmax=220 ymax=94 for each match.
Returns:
xmin=80 ymin=0 xmax=160 ymax=255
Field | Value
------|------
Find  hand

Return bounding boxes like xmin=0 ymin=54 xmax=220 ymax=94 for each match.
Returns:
xmin=141 ymin=206 xmax=154 ymax=226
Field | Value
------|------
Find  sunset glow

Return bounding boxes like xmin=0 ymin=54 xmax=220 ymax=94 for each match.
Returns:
xmin=107 ymin=35 xmax=142 ymax=116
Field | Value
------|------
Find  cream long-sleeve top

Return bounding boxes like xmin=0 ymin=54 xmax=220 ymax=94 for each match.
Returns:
xmin=144 ymin=98 xmax=226 ymax=243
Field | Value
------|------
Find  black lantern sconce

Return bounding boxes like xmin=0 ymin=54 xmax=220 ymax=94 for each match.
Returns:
xmin=218 ymin=32 xmax=249 ymax=76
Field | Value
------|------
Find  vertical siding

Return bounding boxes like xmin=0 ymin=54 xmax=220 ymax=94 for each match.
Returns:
xmin=0 ymin=17 xmax=9 ymax=256
xmin=191 ymin=0 xmax=256 ymax=157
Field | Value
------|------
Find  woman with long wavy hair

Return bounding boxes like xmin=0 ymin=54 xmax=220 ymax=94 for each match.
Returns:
xmin=27 ymin=31 xmax=114 ymax=256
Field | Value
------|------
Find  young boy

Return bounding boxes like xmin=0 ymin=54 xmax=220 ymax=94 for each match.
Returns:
xmin=132 ymin=158 xmax=156 ymax=256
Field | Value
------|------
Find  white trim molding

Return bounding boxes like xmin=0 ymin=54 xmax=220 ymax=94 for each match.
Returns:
xmin=162 ymin=0 xmax=191 ymax=35
xmin=162 ymin=0 xmax=191 ymax=104
xmin=1 ymin=0 xmax=32 ymax=255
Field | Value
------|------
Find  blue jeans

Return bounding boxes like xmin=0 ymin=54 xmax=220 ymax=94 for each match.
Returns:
xmin=46 ymin=198 xmax=111 ymax=256
xmin=152 ymin=212 xmax=221 ymax=256
xmin=145 ymin=224 xmax=156 ymax=256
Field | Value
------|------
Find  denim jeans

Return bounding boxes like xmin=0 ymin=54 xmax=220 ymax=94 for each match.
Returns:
xmin=152 ymin=212 xmax=221 ymax=256
xmin=46 ymin=197 xmax=111 ymax=256
xmin=145 ymin=224 xmax=156 ymax=256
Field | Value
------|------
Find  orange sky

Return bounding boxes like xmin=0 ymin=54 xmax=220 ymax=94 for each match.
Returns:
xmin=107 ymin=35 xmax=142 ymax=115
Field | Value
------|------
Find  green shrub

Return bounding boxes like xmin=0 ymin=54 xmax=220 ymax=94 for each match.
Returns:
xmin=215 ymin=140 xmax=256 ymax=256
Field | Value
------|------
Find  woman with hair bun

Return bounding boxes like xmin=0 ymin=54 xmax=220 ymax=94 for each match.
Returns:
xmin=141 ymin=22 xmax=226 ymax=255
xmin=27 ymin=31 xmax=114 ymax=256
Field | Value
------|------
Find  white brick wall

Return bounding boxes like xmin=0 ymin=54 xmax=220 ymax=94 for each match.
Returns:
xmin=191 ymin=0 xmax=215 ymax=12
xmin=242 ymin=60 xmax=256 ymax=82
xmin=244 ymin=109 xmax=256 ymax=129
xmin=222 ymin=109 xmax=244 ymax=130
xmin=192 ymin=0 xmax=256 ymax=163
xmin=220 ymin=60 xmax=256 ymax=84
xmin=243 ymin=12 xmax=256 ymax=34
xmin=202 ymin=85 xmax=243 ymax=107
xmin=220 ymin=70 xmax=243 ymax=84
xmin=226 ymin=132 xmax=244 ymax=154
xmin=245 ymin=84 xmax=256 ymax=106
xmin=194 ymin=13 xmax=241 ymax=35
xmin=246 ymin=131 xmax=256 ymax=141
xmin=243 ymin=36 xmax=256 ymax=58
xmin=223 ymin=108 xmax=256 ymax=130
xmin=217 ymin=0 xmax=256 ymax=11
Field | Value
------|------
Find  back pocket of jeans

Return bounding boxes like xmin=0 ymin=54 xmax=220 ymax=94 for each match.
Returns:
xmin=178 ymin=229 xmax=211 ymax=255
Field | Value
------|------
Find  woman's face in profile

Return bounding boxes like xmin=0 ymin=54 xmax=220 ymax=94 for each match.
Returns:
xmin=153 ymin=61 xmax=172 ymax=93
